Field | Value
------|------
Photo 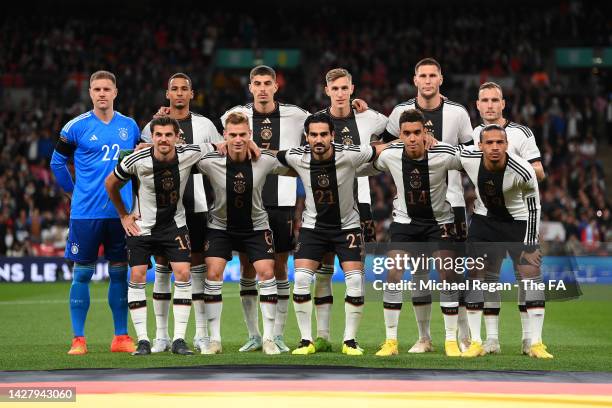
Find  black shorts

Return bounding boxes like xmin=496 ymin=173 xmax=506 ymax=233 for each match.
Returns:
xmin=205 ymin=228 xmax=275 ymax=264
xmin=359 ymin=203 xmax=377 ymax=243
xmin=265 ymin=206 xmax=295 ymax=253
xmin=468 ymin=214 xmax=534 ymax=262
xmin=389 ymin=221 xmax=456 ymax=250
xmin=295 ymin=228 xmax=363 ymax=263
xmin=186 ymin=211 xmax=207 ymax=253
xmin=453 ymin=207 xmax=467 ymax=242
xmin=127 ymin=225 xmax=191 ymax=267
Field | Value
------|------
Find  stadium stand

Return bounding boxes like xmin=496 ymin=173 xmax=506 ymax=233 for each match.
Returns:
xmin=0 ymin=0 xmax=609 ymax=255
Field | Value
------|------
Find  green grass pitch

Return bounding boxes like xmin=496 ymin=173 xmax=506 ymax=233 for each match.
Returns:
xmin=0 ymin=282 xmax=610 ymax=372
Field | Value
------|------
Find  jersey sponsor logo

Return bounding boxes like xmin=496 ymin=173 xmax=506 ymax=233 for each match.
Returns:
xmin=118 ymin=127 xmax=129 ymax=141
xmin=317 ymin=174 xmax=330 ymax=188
xmin=409 ymin=168 xmax=422 ymax=189
xmin=89 ymin=134 xmax=98 ymax=141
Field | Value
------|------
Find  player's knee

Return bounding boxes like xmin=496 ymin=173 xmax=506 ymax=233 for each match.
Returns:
xmin=344 ymin=270 xmax=363 ymax=298
xmin=72 ymin=264 xmax=95 ymax=284
xmin=294 ymin=268 xmax=314 ymax=294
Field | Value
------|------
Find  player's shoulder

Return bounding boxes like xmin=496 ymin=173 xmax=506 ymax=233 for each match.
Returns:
xmin=62 ymin=111 xmax=93 ymax=132
xmin=428 ymin=142 xmax=457 ymax=156
xmin=279 ymin=102 xmax=310 ymax=116
xmin=459 ymin=146 xmax=482 ymax=159
xmin=201 ymin=151 xmax=225 ymax=161
xmin=356 ymin=108 xmax=386 ymax=119
xmin=222 ymin=104 xmax=252 ymax=117
xmin=123 ymin=147 xmax=152 ymax=167
xmin=507 ymin=153 xmax=535 ymax=181
xmin=190 ymin=112 xmax=215 ymax=124
xmin=505 ymin=121 xmax=535 ymax=138
xmin=381 ymin=142 xmax=404 ymax=156
xmin=114 ymin=111 xmax=138 ymax=125
xmin=443 ymin=99 xmax=470 ymax=115
xmin=391 ymin=98 xmax=416 ymax=113
xmin=177 ymin=143 xmax=204 ymax=154
xmin=260 ymin=149 xmax=277 ymax=159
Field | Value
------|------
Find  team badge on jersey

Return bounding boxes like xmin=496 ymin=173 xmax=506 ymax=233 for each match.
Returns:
xmin=484 ymin=180 xmax=495 ymax=196
xmin=118 ymin=127 xmax=129 ymax=141
xmin=70 ymin=243 xmax=79 ymax=255
xmin=260 ymin=128 xmax=273 ymax=140
xmin=342 ymin=136 xmax=354 ymax=145
xmin=409 ymin=168 xmax=422 ymax=189
xmin=161 ymin=170 xmax=174 ymax=191
xmin=234 ymin=172 xmax=246 ymax=193
xmin=317 ymin=174 xmax=330 ymax=188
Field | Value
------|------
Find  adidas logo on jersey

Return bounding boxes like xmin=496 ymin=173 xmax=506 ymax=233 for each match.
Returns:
xmin=425 ymin=120 xmax=434 ymax=127
xmin=89 ymin=135 xmax=98 ymax=141
xmin=341 ymin=126 xmax=350 ymax=133
xmin=262 ymin=118 xmax=272 ymax=124
xmin=267 ymin=248 xmax=274 ymax=253
xmin=235 ymin=172 xmax=245 ymax=179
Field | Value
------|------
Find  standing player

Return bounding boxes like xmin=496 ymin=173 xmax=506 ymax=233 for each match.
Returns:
xmin=358 ymin=109 xmax=465 ymax=357
xmin=197 ymin=112 xmax=292 ymax=355
xmin=276 ymin=113 xmax=388 ymax=356
xmin=50 ymin=70 xmax=140 ymax=355
xmin=458 ymin=124 xmax=551 ymax=359
xmin=141 ymin=73 xmax=222 ymax=353
xmin=472 ymin=82 xmax=545 ymax=355
xmin=220 ymin=65 xmax=308 ymax=353
xmin=312 ymin=68 xmax=388 ymax=352
xmin=105 ymin=117 xmax=221 ymax=356
xmin=383 ymin=58 xmax=473 ymax=352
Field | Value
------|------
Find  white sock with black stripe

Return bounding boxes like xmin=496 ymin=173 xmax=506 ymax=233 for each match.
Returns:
xmin=172 ymin=280 xmax=192 ymax=341
xmin=204 ymin=280 xmax=223 ymax=342
xmin=128 ymin=281 xmax=148 ymax=342
xmin=258 ymin=278 xmax=278 ymax=341
xmin=344 ymin=270 xmax=364 ymax=342
xmin=293 ymin=268 xmax=314 ymax=342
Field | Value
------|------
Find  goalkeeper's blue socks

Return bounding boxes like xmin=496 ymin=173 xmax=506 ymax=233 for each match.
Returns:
xmin=108 ymin=264 xmax=129 ymax=335
xmin=70 ymin=263 xmax=95 ymax=337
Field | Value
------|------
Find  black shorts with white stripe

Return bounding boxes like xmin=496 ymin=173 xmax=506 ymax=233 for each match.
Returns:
xmin=467 ymin=214 xmax=537 ymax=262
xmin=204 ymin=228 xmax=275 ymax=263
xmin=294 ymin=227 xmax=363 ymax=263
xmin=265 ymin=206 xmax=295 ymax=253
xmin=127 ymin=225 xmax=191 ymax=267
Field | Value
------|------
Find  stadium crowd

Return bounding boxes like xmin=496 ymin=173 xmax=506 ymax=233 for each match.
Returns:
xmin=0 ymin=1 xmax=610 ymax=256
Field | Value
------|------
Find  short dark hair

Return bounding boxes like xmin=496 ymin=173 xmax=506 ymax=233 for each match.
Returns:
xmin=399 ymin=109 xmax=426 ymax=128
xmin=150 ymin=117 xmax=180 ymax=135
xmin=90 ymin=70 xmax=116 ymax=86
xmin=249 ymin=65 xmax=276 ymax=81
xmin=414 ymin=58 xmax=442 ymax=75
xmin=479 ymin=123 xmax=507 ymax=142
xmin=168 ymin=72 xmax=192 ymax=89
xmin=304 ymin=112 xmax=334 ymax=135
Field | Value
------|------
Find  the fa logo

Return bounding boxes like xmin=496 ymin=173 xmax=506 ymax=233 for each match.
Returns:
xmin=118 ymin=127 xmax=129 ymax=141
xmin=70 ymin=243 xmax=79 ymax=255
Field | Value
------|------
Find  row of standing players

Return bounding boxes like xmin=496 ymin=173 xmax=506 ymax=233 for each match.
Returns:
xmin=50 ymin=58 xmax=552 ymax=359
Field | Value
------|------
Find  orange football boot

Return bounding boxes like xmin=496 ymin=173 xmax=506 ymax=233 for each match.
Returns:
xmin=110 ymin=334 xmax=136 ymax=353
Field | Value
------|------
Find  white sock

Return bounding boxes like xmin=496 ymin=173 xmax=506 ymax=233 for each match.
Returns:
xmin=172 ymin=280 xmax=192 ymax=341
xmin=153 ymin=264 xmax=171 ymax=340
xmin=458 ymin=305 xmax=470 ymax=342
xmin=519 ymin=286 xmax=531 ymax=342
xmin=191 ymin=264 xmax=208 ymax=340
xmin=467 ymin=308 xmax=483 ymax=343
xmin=383 ymin=288 xmax=402 ymax=340
xmin=204 ymin=279 xmax=223 ymax=342
xmin=128 ymin=281 xmax=148 ymax=342
xmin=412 ymin=303 xmax=432 ymax=340
xmin=293 ymin=268 xmax=314 ymax=341
xmin=527 ymin=307 xmax=545 ymax=345
xmin=314 ymin=265 xmax=334 ymax=340
xmin=240 ymin=277 xmax=261 ymax=338
xmin=343 ymin=270 xmax=364 ymax=342
xmin=273 ymin=279 xmax=290 ymax=337
xmin=259 ymin=278 xmax=278 ymax=341
xmin=484 ymin=302 xmax=500 ymax=341
xmin=440 ymin=302 xmax=459 ymax=341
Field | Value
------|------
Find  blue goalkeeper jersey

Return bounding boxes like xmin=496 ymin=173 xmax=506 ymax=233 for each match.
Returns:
xmin=60 ymin=110 xmax=140 ymax=219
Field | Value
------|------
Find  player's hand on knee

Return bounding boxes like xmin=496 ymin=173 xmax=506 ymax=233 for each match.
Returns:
xmin=153 ymin=106 xmax=171 ymax=119
xmin=121 ymin=213 xmax=141 ymax=236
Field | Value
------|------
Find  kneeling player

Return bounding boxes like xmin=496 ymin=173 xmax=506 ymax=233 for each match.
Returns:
xmin=105 ymin=117 xmax=221 ymax=356
xmin=197 ymin=112 xmax=292 ymax=355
